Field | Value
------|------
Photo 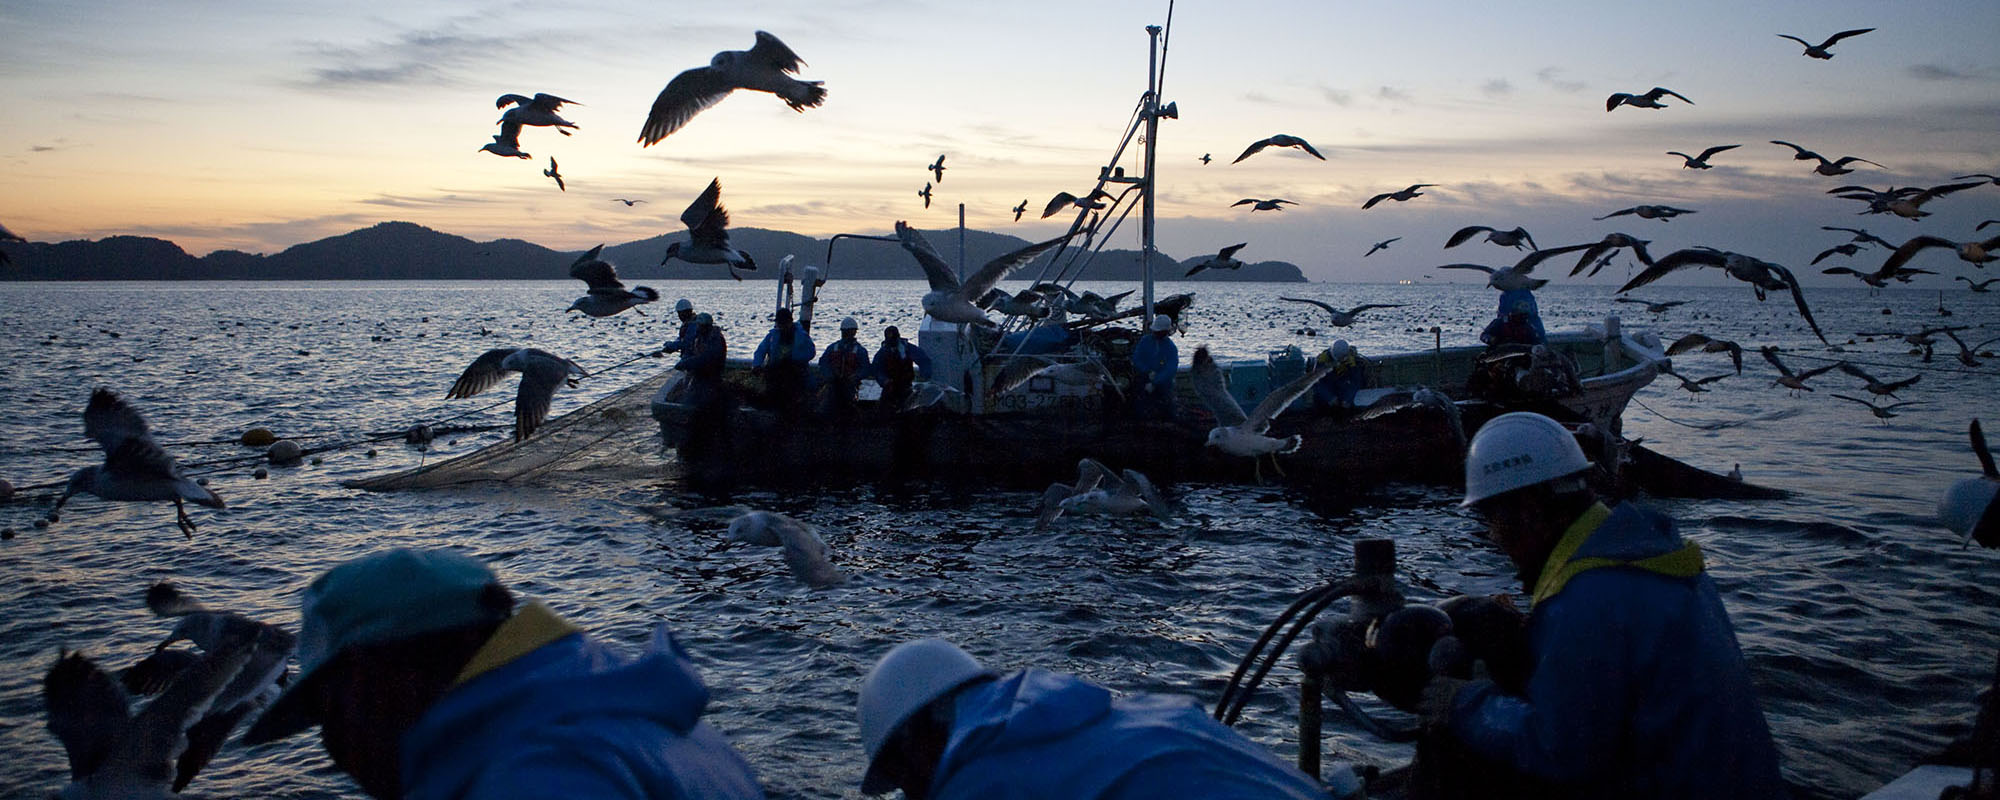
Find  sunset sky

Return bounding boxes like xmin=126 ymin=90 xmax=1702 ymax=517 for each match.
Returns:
xmin=2 ymin=0 xmax=1996 ymax=285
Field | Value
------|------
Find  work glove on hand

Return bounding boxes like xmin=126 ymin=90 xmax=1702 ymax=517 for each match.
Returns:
xmin=1418 ymin=675 xmax=1469 ymax=730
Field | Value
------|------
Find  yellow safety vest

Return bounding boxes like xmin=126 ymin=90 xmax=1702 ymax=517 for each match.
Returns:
xmin=1530 ymin=503 xmax=1705 ymax=608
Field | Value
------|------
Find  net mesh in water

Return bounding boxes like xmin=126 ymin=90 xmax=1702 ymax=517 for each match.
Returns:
xmin=346 ymin=371 xmax=680 ymax=491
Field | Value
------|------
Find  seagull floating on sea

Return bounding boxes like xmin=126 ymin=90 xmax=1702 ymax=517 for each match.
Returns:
xmin=55 ymin=389 xmax=224 ymax=539
xmin=1778 ymin=28 xmax=1873 ymax=59
xmin=1594 ymin=204 xmax=1695 ymax=222
xmin=1232 ymin=198 xmax=1295 ymax=213
xmin=1606 ymin=86 xmax=1691 ymax=111
xmin=1364 ymin=237 xmax=1401 ymax=257
xmin=1619 ymin=248 xmax=1828 ymax=344
xmin=1034 ymin=458 xmax=1171 ymax=531
xmin=1666 ymin=144 xmax=1740 ymax=170
xmin=1278 ymin=297 xmax=1404 ymax=327
xmin=496 ymin=93 xmax=579 ymax=135
xmin=566 ymin=245 xmax=658 ymax=318
xmin=1185 ymin=243 xmax=1249 ymax=277
xmin=1191 ymin=346 xmax=1332 ymax=482
xmin=895 ymin=220 xmax=1072 ymax=327
xmin=1232 ymin=134 xmax=1324 ymax=163
xmin=661 ymin=178 xmax=756 ymax=280
xmin=726 ymin=511 xmax=845 ymax=589
xmin=1362 ymin=184 xmax=1435 ymax=209
xmin=446 ymin=348 xmax=588 ymax=441
xmin=638 ymin=31 xmax=825 ymax=146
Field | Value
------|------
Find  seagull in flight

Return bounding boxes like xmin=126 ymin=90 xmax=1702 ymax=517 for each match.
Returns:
xmin=726 ymin=511 xmax=845 ymax=589
xmin=1191 ymin=345 xmax=1333 ymax=482
xmin=1831 ymin=393 xmax=1919 ymax=424
xmin=1666 ymin=144 xmax=1740 ymax=169
xmin=566 ymin=245 xmax=658 ymax=318
xmin=1759 ymin=347 xmax=1839 ymax=395
xmin=1770 ymin=141 xmax=1882 ymax=176
xmin=1437 ymin=243 xmax=1596 ymax=292
xmin=1958 ymin=276 xmax=1998 ymax=293
xmin=1364 ymin=237 xmax=1401 ymax=257
xmin=1881 ymin=234 xmax=2000 ymax=272
xmin=1778 ymin=28 xmax=1874 ymax=59
xmin=660 ymin=178 xmax=756 ymax=280
xmin=1943 ymin=330 xmax=2000 ymax=368
xmin=1232 ymin=198 xmax=1295 ymax=213
xmin=1199 ymin=153 xmax=1212 ymax=165
xmin=1663 ymin=369 xmax=1730 ymax=395
xmin=1666 ymin=333 xmax=1743 ymax=374
xmin=1569 ymin=232 xmax=1657 ymax=275
xmin=1619 ymin=248 xmax=1828 ymax=344
xmin=1821 ymin=226 xmax=1895 ymax=249
xmin=1362 ymin=184 xmax=1435 ymax=209
xmin=1835 ymin=362 xmax=1920 ymax=399
xmin=1034 ymin=458 xmax=1172 ymax=532
xmin=1011 ymin=199 xmax=1028 ymax=221
xmin=895 ymin=220 xmax=1073 ymax=326
xmin=1278 ymin=297 xmax=1404 ymax=327
xmin=1614 ymin=297 xmax=1689 ymax=314
xmin=612 ymin=198 xmax=647 ymax=207
xmin=1446 ymin=225 xmax=1537 ymax=251
xmin=918 ymin=182 xmax=933 ymax=209
xmin=1820 ymin=263 xmax=1934 ymax=290
xmin=1042 ymin=188 xmax=1113 ymax=218
xmin=495 ymin=93 xmax=579 ymax=135
xmin=543 ymin=157 xmax=564 ymax=192
xmin=638 ymin=31 xmax=826 ymax=146
xmin=54 ymin=389 xmax=225 ymax=539
xmin=1232 ymin=134 xmax=1324 ymax=163
xmin=1811 ymin=243 xmax=1866 ymax=265
xmin=1606 ymin=87 xmax=1692 ymax=111
xmin=1186 ymin=243 xmax=1249 ymax=277
xmin=446 ymin=348 xmax=588 ymax=441
xmin=1594 ymin=204 xmax=1695 ymax=222
xmin=927 ymin=154 xmax=946 ymax=183
xmin=479 ymin=120 xmax=531 ymax=159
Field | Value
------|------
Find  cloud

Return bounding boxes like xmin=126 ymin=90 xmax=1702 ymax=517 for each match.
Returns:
xmin=1481 ymin=78 xmax=1513 ymax=98
xmin=1377 ymin=86 xmax=1411 ymax=103
xmin=357 ymin=192 xmax=500 ymax=209
xmin=1242 ymin=91 xmax=1280 ymax=105
xmin=1316 ymin=84 xmax=1352 ymax=106
xmin=1908 ymin=64 xmax=1991 ymax=82
xmin=290 ymin=18 xmax=525 ymax=91
xmin=1536 ymin=67 xmax=1585 ymax=93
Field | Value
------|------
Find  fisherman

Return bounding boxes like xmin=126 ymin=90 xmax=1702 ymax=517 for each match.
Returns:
xmin=659 ymin=298 xmax=699 ymax=354
xmin=1480 ymin=290 xmax=1545 ymax=347
xmin=676 ymin=312 xmax=728 ymax=410
xmin=752 ymin=307 xmax=815 ymax=416
xmin=1417 ymin=412 xmax=1784 ymax=797
xmin=871 ymin=325 xmax=932 ymax=411
xmin=243 ymin=548 xmax=765 ymax=799
xmin=1129 ymin=315 xmax=1178 ymax=419
xmin=818 ymin=317 xmax=872 ymax=417
xmin=856 ymin=637 xmax=1327 ymax=799
xmin=1312 ymin=339 xmax=1368 ymax=414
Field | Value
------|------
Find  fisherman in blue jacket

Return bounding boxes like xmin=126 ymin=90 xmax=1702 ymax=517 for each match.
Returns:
xmin=245 ymin=548 xmax=765 ymax=800
xmin=1129 ymin=315 xmax=1178 ymax=419
xmin=1421 ymin=412 xmax=1785 ymax=798
xmin=1482 ymin=289 xmax=1545 ymax=347
xmin=857 ymin=637 xmax=1327 ymax=799
xmin=752 ymin=307 xmax=815 ymax=416
xmin=870 ymin=326 xmax=932 ymax=411
xmin=1312 ymin=339 xmax=1368 ymax=413
xmin=658 ymin=298 xmax=699 ymax=354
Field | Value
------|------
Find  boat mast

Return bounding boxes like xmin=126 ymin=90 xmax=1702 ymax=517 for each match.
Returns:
xmin=1140 ymin=24 xmax=1162 ymax=327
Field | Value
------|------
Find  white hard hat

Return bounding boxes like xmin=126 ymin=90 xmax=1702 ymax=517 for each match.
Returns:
xmin=858 ymin=639 xmax=992 ymax=793
xmin=1150 ymin=316 xmax=1174 ymax=332
xmin=1940 ymin=477 xmax=2000 ymax=543
xmin=1461 ymin=412 xmax=1593 ymax=507
xmin=674 ymin=298 xmax=694 ymax=312
xmin=841 ymin=317 xmax=860 ymax=331
xmin=1331 ymin=339 xmax=1352 ymax=360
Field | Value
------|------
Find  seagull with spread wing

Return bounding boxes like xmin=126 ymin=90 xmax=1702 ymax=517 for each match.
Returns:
xmin=479 ymin=120 xmax=531 ymax=159
xmin=542 ymin=157 xmax=565 ymax=192
xmin=1232 ymin=198 xmax=1295 ymax=213
xmin=660 ymin=178 xmax=756 ymax=280
xmin=1232 ymin=134 xmax=1324 ymax=163
xmin=1034 ymin=458 xmax=1172 ymax=531
xmin=638 ymin=31 xmax=825 ymax=146
xmin=1011 ymin=199 xmax=1028 ymax=221
xmin=1759 ymin=347 xmax=1840 ymax=395
xmin=1278 ymin=297 xmax=1404 ymax=327
xmin=1186 ymin=243 xmax=1249 ymax=277
xmin=1667 ymin=144 xmax=1740 ymax=169
xmin=1666 ymin=333 xmax=1744 ymax=374
xmin=1613 ymin=297 xmax=1688 ymax=314
xmin=1831 ymin=393 xmax=1920 ymax=424
xmin=726 ymin=511 xmax=845 ymax=589
xmin=1569 ymin=232 xmax=1657 ymax=276
xmin=1881 ymin=233 xmax=2000 ymax=272
xmin=1770 ymin=140 xmax=1883 ymax=176
xmin=894 ymin=221 xmax=1072 ymax=326
xmin=1446 ymin=225 xmax=1537 ymax=251
xmin=1191 ymin=345 xmax=1333 ymax=482
xmin=54 ymin=389 xmax=225 ymax=539
xmin=1619 ymin=248 xmax=1828 ymax=344
xmin=446 ymin=348 xmax=588 ymax=442
xmin=1042 ymin=188 xmax=1114 ymax=218
xmin=1362 ymin=184 xmax=1434 ymax=209
xmin=1778 ymin=28 xmax=1873 ymax=59
xmin=496 ymin=93 xmax=579 ymax=135
xmin=1438 ymin=243 xmax=1597 ymax=291
xmin=1594 ymin=204 xmax=1695 ymax=222
xmin=565 ymin=245 xmax=658 ymax=317
xmin=1364 ymin=237 xmax=1401 ymax=257
xmin=1606 ymin=86 xmax=1692 ymax=111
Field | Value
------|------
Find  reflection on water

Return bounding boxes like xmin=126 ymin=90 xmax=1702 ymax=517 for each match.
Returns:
xmin=0 ymin=280 xmax=1995 ymax=798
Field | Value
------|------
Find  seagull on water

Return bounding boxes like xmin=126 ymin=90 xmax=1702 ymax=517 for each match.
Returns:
xmin=1594 ymin=204 xmax=1695 ymax=222
xmin=1836 ymin=362 xmax=1920 ymax=399
xmin=1034 ymin=458 xmax=1172 ymax=532
xmin=55 ymin=389 xmax=224 ymax=539
xmin=917 ymin=182 xmax=933 ymax=209
xmin=44 ymin=627 xmax=265 ymax=799
xmin=895 ymin=220 xmax=1072 ymax=327
xmin=1760 ymin=347 xmax=1840 ymax=395
xmin=1619 ymin=248 xmax=1828 ymax=344
xmin=1011 ymin=199 xmax=1027 ymax=221
xmin=1606 ymin=87 xmax=1692 ymax=111
xmin=927 ymin=154 xmax=946 ymax=183
xmin=1232 ymin=134 xmax=1324 ymax=163
xmin=542 ymin=157 xmax=564 ymax=192
xmin=726 ymin=511 xmax=845 ymax=589
xmin=1666 ymin=333 xmax=1744 ymax=374
xmin=638 ymin=31 xmax=826 ymax=146
xmin=1185 ymin=243 xmax=1249 ymax=277
xmin=660 ymin=178 xmax=756 ymax=280
xmin=1614 ymin=297 xmax=1689 ymax=314
xmin=1364 ymin=237 xmax=1401 ymax=257
xmin=1446 ymin=225 xmax=1537 ymax=251
xmin=1667 ymin=144 xmax=1740 ymax=169
xmin=566 ymin=245 xmax=659 ymax=317
xmin=1778 ymin=28 xmax=1873 ymax=59
xmin=445 ymin=348 xmax=588 ymax=441
xmin=1278 ymin=297 xmax=1404 ymax=327
xmin=1042 ymin=188 xmax=1114 ymax=218
xmin=479 ymin=120 xmax=531 ymax=159
xmin=1831 ymin=393 xmax=1919 ymax=424
xmin=1232 ymin=198 xmax=1295 ymax=213
xmin=1191 ymin=345 xmax=1332 ymax=482
xmin=1437 ymin=243 xmax=1597 ymax=291
xmin=1362 ymin=184 xmax=1435 ymax=209
xmin=1770 ymin=140 xmax=1883 ymax=176
xmin=496 ymin=93 xmax=579 ymax=135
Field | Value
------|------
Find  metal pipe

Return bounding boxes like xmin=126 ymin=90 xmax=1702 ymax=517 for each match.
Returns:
xmin=1299 ymin=672 xmax=1323 ymax=776
xmin=1140 ymin=24 xmax=1161 ymax=328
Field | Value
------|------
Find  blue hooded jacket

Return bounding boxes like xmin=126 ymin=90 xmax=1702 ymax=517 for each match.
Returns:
xmin=1447 ymin=503 xmax=1784 ymax=798
xmin=1493 ymin=288 xmax=1546 ymax=343
xmin=926 ymin=669 xmax=1325 ymax=799
xmin=753 ymin=324 xmax=816 ymax=368
xmin=1130 ymin=334 xmax=1177 ymax=392
xmin=399 ymin=605 xmax=765 ymax=800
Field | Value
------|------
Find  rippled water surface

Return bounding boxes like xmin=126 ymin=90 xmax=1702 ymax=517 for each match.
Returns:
xmin=1 ymin=279 xmax=1995 ymax=799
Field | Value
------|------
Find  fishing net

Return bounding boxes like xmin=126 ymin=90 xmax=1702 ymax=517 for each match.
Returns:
xmin=347 ymin=371 xmax=681 ymax=491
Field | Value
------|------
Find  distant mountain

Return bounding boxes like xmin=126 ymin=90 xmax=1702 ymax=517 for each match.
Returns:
xmin=0 ymin=221 xmax=1305 ymax=282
